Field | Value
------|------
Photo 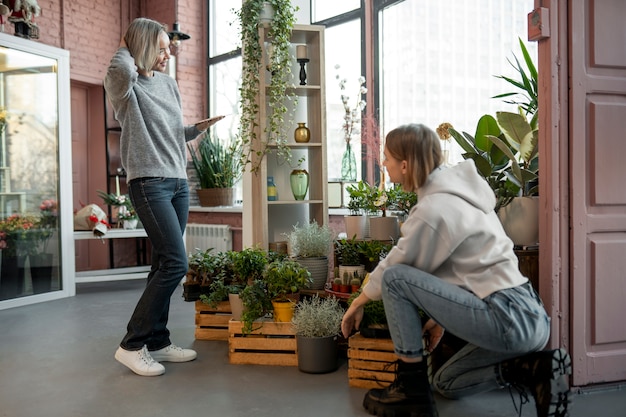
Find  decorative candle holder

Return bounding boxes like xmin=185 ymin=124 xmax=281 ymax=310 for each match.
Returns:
xmin=297 ymin=58 xmax=309 ymax=85
xmin=296 ymin=45 xmax=309 ymax=85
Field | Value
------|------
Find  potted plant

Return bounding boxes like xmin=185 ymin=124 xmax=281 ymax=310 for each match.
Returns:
xmin=358 ymin=239 xmax=393 ymax=272
xmin=187 ymin=131 xmax=242 ymax=207
xmin=239 ymin=278 xmax=273 ymax=334
xmin=192 ymin=250 xmax=232 ymax=303
xmin=228 ymin=247 xmax=269 ymax=318
xmin=237 ymin=0 xmax=299 ymax=173
xmin=345 ymin=181 xmax=378 ymax=239
xmin=369 ymin=185 xmax=400 ymax=242
xmin=292 ymin=295 xmax=344 ymax=373
xmin=348 ymin=288 xmax=389 ymax=339
xmin=263 ymin=258 xmax=311 ymax=322
xmin=334 ymin=237 xmax=365 ymax=291
xmin=385 ymin=183 xmax=418 ymax=223
xmin=449 ymin=40 xmax=539 ymax=247
xmin=286 ymin=220 xmax=334 ymax=290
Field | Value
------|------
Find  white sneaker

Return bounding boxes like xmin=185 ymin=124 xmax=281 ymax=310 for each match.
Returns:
xmin=115 ymin=345 xmax=165 ymax=376
xmin=150 ymin=344 xmax=197 ymax=363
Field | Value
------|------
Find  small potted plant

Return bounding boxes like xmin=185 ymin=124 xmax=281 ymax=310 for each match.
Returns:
xmin=385 ymin=183 xmax=418 ymax=223
xmin=286 ymin=220 xmax=334 ymax=290
xmin=292 ymin=295 xmax=344 ymax=373
xmin=263 ymin=258 xmax=312 ymax=322
xmin=358 ymin=239 xmax=393 ymax=272
xmin=187 ymin=131 xmax=243 ymax=207
xmin=229 ymin=247 xmax=268 ymax=319
xmin=334 ymin=237 xmax=365 ymax=288
xmin=348 ymin=289 xmax=389 ymax=339
xmin=345 ymin=181 xmax=378 ymax=239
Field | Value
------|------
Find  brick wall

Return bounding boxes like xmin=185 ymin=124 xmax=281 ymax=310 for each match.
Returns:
xmin=28 ymin=0 xmax=205 ymax=122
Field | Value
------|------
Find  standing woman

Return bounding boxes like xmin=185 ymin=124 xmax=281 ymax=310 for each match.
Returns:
xmin=105 ymin=18 xmax=214 ymax=376
xmin=342 ymin=124 xmax=571 ymax=417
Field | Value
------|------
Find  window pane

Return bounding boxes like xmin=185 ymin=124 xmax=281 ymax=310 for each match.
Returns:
xmin=209 ymin=0 xmax=242 ymax=56
xmin=324 ymin=20 xmax=362 ymax=180
xmin=312 ymin=0 xmax=360 ymax=22
xmin=207 ymin=57 xmax=243 ymax=202
xmin=209 ymin=57 xmax=242 ymax=140
xmin=0 ymin=48 xmax=61 ymax=299
xmin=378 ymin=0 xmax=537 ymax=165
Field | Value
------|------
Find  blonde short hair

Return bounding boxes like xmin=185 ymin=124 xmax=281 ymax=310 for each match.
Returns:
xmin=124 ymin=18 xmax=168 ymax=73
xmin=384 ymin=124 xmax=442 ymax=191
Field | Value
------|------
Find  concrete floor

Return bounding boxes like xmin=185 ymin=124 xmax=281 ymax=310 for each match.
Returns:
xmin=1 ymin=279 xmax=624 ymax=417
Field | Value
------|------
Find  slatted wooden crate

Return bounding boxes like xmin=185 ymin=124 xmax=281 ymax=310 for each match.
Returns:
xmin=228 ymin=319 xmax=297 ymax=366
xmin=348 ymin=333 xmax=399 ymax=389
xmin=194 ymin=300 xmax=232 ymax=341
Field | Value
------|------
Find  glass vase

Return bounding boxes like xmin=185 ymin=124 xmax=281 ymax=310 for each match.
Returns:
xmin=290 ymin=169 xmax=310 ymax=200
xmin=341 ymin=142 xmax=357 ymax=181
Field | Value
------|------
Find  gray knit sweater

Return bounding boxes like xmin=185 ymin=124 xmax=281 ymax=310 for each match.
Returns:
xmin=104 ymin=47 xmax=202 ymax=181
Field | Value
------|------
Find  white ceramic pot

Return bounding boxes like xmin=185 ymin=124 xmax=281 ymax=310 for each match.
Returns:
xmin=123 ymin=219 xmax=138 ymax=230
xmin=497 ymin=196 xmax=539 ymax=247
xmin=369 ymin=216 xmax=399 ymax=242
xmin=344 ymin=215 xmax=369 ymax=239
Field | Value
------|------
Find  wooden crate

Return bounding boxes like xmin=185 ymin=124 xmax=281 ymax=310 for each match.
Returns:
xmin=228 ymin=319 xmax=297 ymax=366
xmin=348 ymin=334 xmax=399 ymax=389
xmin=195 ymin=300 xmax=232 ymax=341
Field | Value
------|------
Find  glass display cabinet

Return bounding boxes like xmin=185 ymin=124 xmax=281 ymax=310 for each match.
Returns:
xmin=0 ymin=34 xmax=73 ymax=309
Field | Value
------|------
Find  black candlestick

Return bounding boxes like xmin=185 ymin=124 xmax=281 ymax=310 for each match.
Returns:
xmin=297 ymin=58 xmax=310 ymax=85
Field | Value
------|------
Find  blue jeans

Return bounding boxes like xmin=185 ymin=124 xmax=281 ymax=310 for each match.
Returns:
xmin=120 ymin=177 xmax=189 ymax=351
xmin=381 ymin=264 xmax=550 ymax=399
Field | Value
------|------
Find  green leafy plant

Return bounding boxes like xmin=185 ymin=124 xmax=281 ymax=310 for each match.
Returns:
xmin=492 ymin=37 xmax=538 ymax=129
xmin=286 ymin=220 xmax=334 ymax=258
xmin=334 ymin=237 xmax=362 ymax=266
xmin=384 ymin=184 xmax=418 ymax=216
xmin=358 ymin=239 xmax=392 ymax=271
xmin=187 ymin=131 xmax=243 ymax=189
xmin=348 ymin=289 xmax=387 ymax=328
xmin=346 ymin=181 xmax=379 ymax=215
xmin=292 ymin=295 xmax=344 ymax=338
xmin=232 ymin=247 xmax=268 ymax=284
xmin=239 ymin=278 xmax=273 ymax=334
xmin=237 ymin=0 xmax=299 ymax=174
xmin=263 ymin=258 xmax=311 ymax=301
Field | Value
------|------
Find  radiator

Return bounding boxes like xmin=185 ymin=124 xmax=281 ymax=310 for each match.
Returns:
xmin=185 ymin=224 xmax=232 ymax=254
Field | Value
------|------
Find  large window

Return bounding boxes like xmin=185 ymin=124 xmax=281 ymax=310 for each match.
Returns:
xmin=207 ymin=0 xmax=536 ymax=184
xmin=376 ymin=0 xmax=536 ymax=166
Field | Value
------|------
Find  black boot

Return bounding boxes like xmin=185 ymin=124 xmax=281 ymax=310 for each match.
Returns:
xmin=500 ymin=348 xmax=572 ymax=417
xmin=363 ymin=359 xmax=438 ymax=417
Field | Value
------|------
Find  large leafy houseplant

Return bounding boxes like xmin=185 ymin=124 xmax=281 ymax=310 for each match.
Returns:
xmin=237 ymin=0 xmax=299 ymax=174
xmin=450 ymin=39 xmax=539 ymax=213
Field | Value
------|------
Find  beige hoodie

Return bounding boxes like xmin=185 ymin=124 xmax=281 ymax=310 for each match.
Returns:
xmin=362 ymin=159 xmax=527 ymax=301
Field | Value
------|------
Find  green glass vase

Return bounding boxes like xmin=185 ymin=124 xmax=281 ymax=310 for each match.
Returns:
xmin=290 ymin=169 xmax=310 ymax=200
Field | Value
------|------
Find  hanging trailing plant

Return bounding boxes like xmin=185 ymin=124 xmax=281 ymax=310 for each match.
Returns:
xmin=237 ymin=0 xmax=299 ymax=174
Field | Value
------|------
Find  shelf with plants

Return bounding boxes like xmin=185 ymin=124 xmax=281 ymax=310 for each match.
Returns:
xmin=242 ymin=23 xmax=328 ymax=249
